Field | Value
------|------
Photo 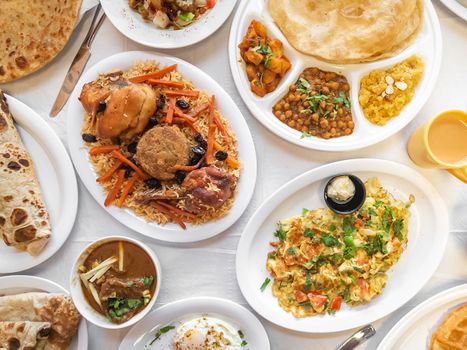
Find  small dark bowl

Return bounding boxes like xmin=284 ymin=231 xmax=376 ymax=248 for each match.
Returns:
xmin=324 ymin=174 xmax=366 ymax=215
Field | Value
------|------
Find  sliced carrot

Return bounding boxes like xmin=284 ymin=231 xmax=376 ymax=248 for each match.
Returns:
xmin=214 ymin=142 xmax=240 ymax=169
xmin=206 ymin=96 xmax=216 ymax=164
xmin=166 ymin=97 xmax=175 ymax=124
xmin=174 ymin=155 xmax=205 ymax=171
xmin=149 ymin=202 xmax=187 ymax=229
xmin=111 ymin=150 xmax=147 ymax=178
xmin=213 ymin=114 xmax=232 ymax=144
xmin=165 ymin=90 xmax=200 ymax=98
xmin=207 ymin=0 xmax=216 ymax=8
xmin=188 ymin=102 xmax=210 ymax=118
xmin=97 ymin=160 xmax=123 ymax=183
xmin=117 ymin=173 xmax=140 ymax=208
xmin=147 ymin=79 xmax=184 ymax=89
xmin=89 ymin=145 xmax=120 ymax=156
xmin=157 ymin=201 xmax=197 ymax=219
xmin=171 ymin=117 xmax=199 ymax=133
xmin=173 ymin=106 xmax=196 ymax=123
xmin=104 ymin=169 xmax=125 ymax=207
xmin=128 ymin=64 xmax=177 ymax=83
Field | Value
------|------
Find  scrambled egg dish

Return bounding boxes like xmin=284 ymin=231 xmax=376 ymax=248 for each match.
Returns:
xmin=266 ymin=177 xmax=413 ymax=317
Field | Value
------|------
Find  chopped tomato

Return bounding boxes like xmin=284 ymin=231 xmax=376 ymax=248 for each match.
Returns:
xmin=294 ymin=290 xmax=308 ymax=303
xmin=329 ymin=296 xmax=343 ymax=311
xmin=355 ymin=218 xmax=364 ymax=229
xmin=356 ymin=249 xmax=368 ymax=266
xmin=207 ymin=0 xmax=216 ymax=9
xmin=307 ymin=292 xmax=327 ymax=308
xmin=357 ymin=278 xmax=371 ymax=302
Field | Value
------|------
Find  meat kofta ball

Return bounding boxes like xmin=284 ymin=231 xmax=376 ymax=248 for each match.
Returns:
xmin=136 ymin=125 xmax=190 ymax=180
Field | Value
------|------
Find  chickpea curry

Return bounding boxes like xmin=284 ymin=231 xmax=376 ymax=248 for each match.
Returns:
xmin=79 ymin=240 xmax=157 ymax=324
xmin=273 ymin=68 xmax=354 ymax=140
xmin=238 ymin=20 xmax=291 ymax=97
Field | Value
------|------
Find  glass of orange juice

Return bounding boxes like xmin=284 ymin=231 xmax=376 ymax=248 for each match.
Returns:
xmin=407 ymin=110 xmax=467 ymax=183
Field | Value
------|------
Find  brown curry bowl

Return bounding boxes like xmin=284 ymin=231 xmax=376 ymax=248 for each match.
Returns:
xmin=69 ymin=236 xmax=161 ymax=329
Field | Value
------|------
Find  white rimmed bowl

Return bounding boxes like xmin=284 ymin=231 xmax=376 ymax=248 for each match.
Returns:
xmin=69 ymin=235 xmax=162 ymax=330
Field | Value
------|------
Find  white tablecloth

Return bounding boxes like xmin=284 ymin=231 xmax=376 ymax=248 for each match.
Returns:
xmin=2 ymin=1 xmax=467 ymax=349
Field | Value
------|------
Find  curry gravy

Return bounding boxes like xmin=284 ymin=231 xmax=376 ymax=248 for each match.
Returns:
xmin=428 ymin=113 xmax=467 ymax=165
xmin=80 ymin=241 xmax=156 ymax=318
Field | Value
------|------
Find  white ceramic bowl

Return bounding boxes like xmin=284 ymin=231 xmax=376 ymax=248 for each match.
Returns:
xmin=69 ymin=236 xmax=162 ymax=329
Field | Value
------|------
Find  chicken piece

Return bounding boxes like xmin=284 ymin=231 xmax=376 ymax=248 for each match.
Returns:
xmin=182 ymin=166 xmax=235 ymax=213
xmin=79 ymin=83 xmax=113 ymax=118
xmin=95 ymin=84 xmax=157 ymax=140
xmin=136 ymin=125 xmax=190 ymax=180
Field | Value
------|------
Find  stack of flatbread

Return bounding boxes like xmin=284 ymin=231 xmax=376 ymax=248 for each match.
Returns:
xmin=0 ymin=90 xmax=51 ymax=256
xmin=0 ymin=292 xmax=81 ymax=350
xmin=0 ymin=0 xmax=82 ymax=83
xmin=268 ymin=0 xmax=423 ymax=63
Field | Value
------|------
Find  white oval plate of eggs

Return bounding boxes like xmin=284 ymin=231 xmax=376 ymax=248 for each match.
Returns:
xmin=119 ymin=297 xmax=270 ymax=349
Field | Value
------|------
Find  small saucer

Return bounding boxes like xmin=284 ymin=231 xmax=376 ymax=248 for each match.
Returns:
xmin=324 ymin=174 xmax=366 ymax=215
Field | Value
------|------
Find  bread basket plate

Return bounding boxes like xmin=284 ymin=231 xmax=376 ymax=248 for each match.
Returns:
xmin=0 ymin=95 xmax=78 ymax=273
xmin=0 ymin=275 xmax=88 ymax=350
xmin=236 ymin=159 xmax=449 ymax=333
xmin=228 ymin=0 xmax=442 ymax=151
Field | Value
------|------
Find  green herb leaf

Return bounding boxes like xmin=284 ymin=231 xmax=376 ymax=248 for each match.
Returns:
xmin=268 ymin=252 xmax=276 ymax=260
xmin=287 ymin=247 xmax=297 ymax=255
xmin=296 ymin=77 xmax=311 ymax=93
xmin=178 ymin=11 xmax=195 ymax=22
xmin=393 ymin=219 xmax=404 ymax=241
xmin=343 ymin=246 xmax=356 ymax=259
xmin=321 ymin=233 xmax=339 ymax=247
xmin=375 ymin=234 xmax=388 ymax=255
xmin=238 ymin=330 xmax=245 ymax=339
xmin=241 ymin=340 xmax=248 ymax=346
xmin=302 ymin=208 xmax=310 ymax=216
xmin=260 ymin=277 xmax=271 ymax=292
xmin=300 ymin=131 xmax=311 ymax=139
xmin=329 ymin=224 xmax=336 ymax=232
xmin=332 ymin=90 xmax=351 ymax=109
xmin=127 ymin=281 xmax=134 ymax=287
xmin=353 ymin=266 xmax=366 ymax=274
xmin=304 ymin=228 xmax=314 ymax=238
xmin=149 ymin=325 xmax=175 ymax=345
xmin=342 ymin=217 xmax=355 ymax=235
xmin=127 ymin=298 xmax=143 ymax=309
xmin=141 ymin=276 xmax=154 ymax=286
xmin=374 ymin=200 xmax=384 ymax=208
xmin=274 ymin=227 xmax=287 ymax=241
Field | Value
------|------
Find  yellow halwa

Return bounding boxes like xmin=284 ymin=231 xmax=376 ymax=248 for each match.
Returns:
xmin=359 ymin=55 xmax=424 ymax=126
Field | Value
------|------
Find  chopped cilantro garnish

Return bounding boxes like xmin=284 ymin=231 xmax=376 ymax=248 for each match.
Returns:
xmin=353 ymin=266 xmax=366 ymax=274
xmin=287 ymin=247 xmax=297 ymax=255
xmin=268 ymin=252 xmax=276 ymax=260
xmin=260 ymin=277 xmax=271 ymax=292
xmin=141 ymin=276 xmax=154 ymax=286
xmin=274 ymin=227 xmax=287 ymax=241
xmin=301 ymin=130 xmax=311 ymax=139
xmin=343 ymin=246 xmax=356 ymax=259
xmin=304 ymin=228 xmax=314 ymax=238
xmin=296 ymin=77 xmax=311 ymax=93
xmin=374 ymin=200 xmax=384 ymax=208
xmin=332 ymin=90 xmax=351 ymax=109
xmin=302 ymin=208 xmax=310 ymax=216
xmin=321 ymin=234 xmax=339 ymax=247
xmin=329 ymin=224 xmax=336 ymax=232
xmin=241 ymin=340 xmax=248 ymax=346
xmin=178 ymin=11 xmax=195 ymax=23
xmin=149 ymin=325 xmax=175 ymax=345
xmin=394 ymin=219 xmax=404 ymax=241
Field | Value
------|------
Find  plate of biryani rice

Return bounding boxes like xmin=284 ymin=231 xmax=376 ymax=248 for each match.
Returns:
xmin=67 ymin=51 xmax=256 ymax=243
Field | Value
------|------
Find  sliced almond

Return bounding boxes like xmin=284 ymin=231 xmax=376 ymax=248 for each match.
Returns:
xmin=381 ymin=92 xmax=387 ymax=98
xmin=385 ymin=75 xmax=395 ymax=85
xmin=385 ymin=85 xmax=394 ymax=95
xmin=395 ymin=81 xmax=408 ymax=91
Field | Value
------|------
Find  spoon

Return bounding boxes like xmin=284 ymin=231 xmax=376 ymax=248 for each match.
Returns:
xmin=335 ymin=325 xmax=376 ymax=350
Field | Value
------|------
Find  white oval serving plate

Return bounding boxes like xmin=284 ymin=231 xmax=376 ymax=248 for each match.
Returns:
xmin=0 ymin=95 xmax=78 ymax=274
xmin=67 ymin=51 xmax=257 ymax=243
xmin=0 ymin=275 xmax=88 ymax=350
xmin=228 ymin=0 xmax=442 ymax=151
xmin=236 ymin=159 xmax=449 ymax=333
xmin=378 ymin=283 xmax=467 ymax=349
xmin=119 ymin=297 xmax=270 ymax=349
xmin=101 ymin=0 xmax=238 ymax=49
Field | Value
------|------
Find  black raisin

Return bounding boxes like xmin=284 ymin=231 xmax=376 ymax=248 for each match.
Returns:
xmin=127 ymin=142 xmax=138 ymax=154
xmin=96 ymin=101 xmax=107 ymax=113
xmin=176 ymin=99 xmax=190 ymax=109
xmin=215 ymin=151 xmax=228 ymax=161
xmin=81 ymin=133 xmax=97 ymax=143
xmin=146 ymin=116 xmax=158 ymax=130
xmin=195 ymin=134 xmax=208 ymax=149
xmin=156 ymin=95 xmax=166 ymax=109
xmin=174 ymin=170 xmax=187 ymax=184
xmin=145 ymin=178 xmax=161 ymax=189
xmin=127 ymin=156 xmax=137 ymax=165
xmin=124 ymin=168 xmax=133 ymax=179
xmin=189 ymin=154 xmax=203 ymax=165
xmin=192 ymin=146 xmax=206 ymax=156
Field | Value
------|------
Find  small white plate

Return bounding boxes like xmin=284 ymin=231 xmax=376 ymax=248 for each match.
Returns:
xmin=119 ymin=297 xmax=270 ymax=349
xmin=378 ymin=284 xmax=467 ymax=349
xmin=0 ymin=275 xmax=88 ymax=350
xmin=0 ymin=95 xmax=78 ymax=273
xmin=228 ymin=0 xmax=442 ymax=151
xmin=67 ymin=51 xmax=257 ymax=243
xmin=236 ymin=159 xmax=449 ymax=333
xmin=439 ymin=0 xmax=467 ymax=21
xmin=101 ymin=0 xmax=238 ymax=49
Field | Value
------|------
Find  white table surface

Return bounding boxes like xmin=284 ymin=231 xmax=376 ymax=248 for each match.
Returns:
xmin=1 ymin=1 xmax=467 ymax=349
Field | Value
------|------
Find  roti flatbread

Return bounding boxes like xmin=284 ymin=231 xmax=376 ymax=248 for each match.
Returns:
xmin=0 ymin=293 xmax=81 ymax=350
xmin=0 ymin=0 xmax=82 ymax=83
xmin=0 ymin=321 xmax=51 ymax=350
xmin=268 ymin=0 xmax=423 ymax=63
xmin=0 ymin=91 xmax=51 ymax=256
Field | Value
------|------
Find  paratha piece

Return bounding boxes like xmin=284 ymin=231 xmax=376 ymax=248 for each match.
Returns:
xmin=268 ymin=0 xmax=423 ymax=63
xmin=0 ymin=321 xmax=51 ymax=350
xmin=430 ymin=304 xmax=467 ymax=350
xmin=0 ymin=293 xmax=81 ymax=350
xmin=0 ymin=90 xmax=51 ymax=256
xmin=0 ymin=0 xmax=82 ymax=83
